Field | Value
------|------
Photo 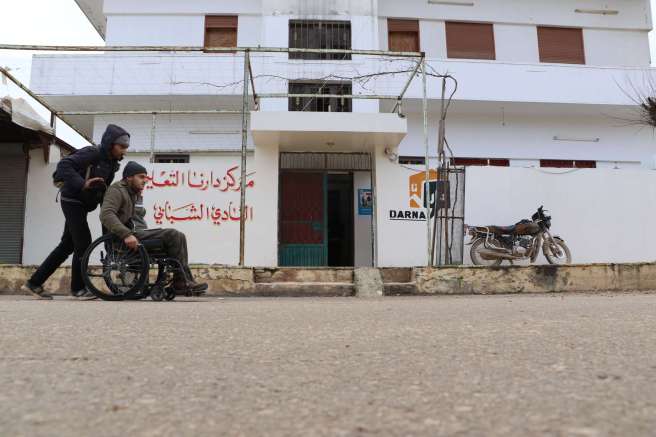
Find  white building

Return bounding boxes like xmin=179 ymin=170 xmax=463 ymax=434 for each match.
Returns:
xmin=23 ymin=0 xmax=656 ymax=267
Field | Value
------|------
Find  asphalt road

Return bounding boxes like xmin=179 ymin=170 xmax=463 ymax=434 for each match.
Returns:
xmin=1 ymin=293 xmax=656 ymax=437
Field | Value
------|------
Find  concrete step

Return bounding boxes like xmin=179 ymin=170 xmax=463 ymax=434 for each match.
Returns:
xmin=253 ymin=282 xmax=355 ymax=297
xmin=380 ymin=268 xmax=414 ymax=284
xmin=384 ymin=282 xmax=418 ymax=296
xmin=254 ymin=268 xmax=354 ymax=284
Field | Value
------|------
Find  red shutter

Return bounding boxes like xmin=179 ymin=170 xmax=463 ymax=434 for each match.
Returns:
xmin=538 ymin=27 xmax=585 ymax=64
xmin=489 ymin=159 xmax=510 ymax=167
xmin=205 ymin=16 xmax=238 ymax=49
xmin=540 ymin=159 xmax=574 ymax=168
xmin=445 ymin=22 xmax=495 ymax=60
xmin=451 ymin=158 xmax=488 ymax=166
xmin=388 ymin=19 xmax=420 ymax=52
xmin=574 ymin=160 xmax=596 ymax=168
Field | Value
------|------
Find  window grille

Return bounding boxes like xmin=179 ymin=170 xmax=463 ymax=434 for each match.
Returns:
xmin=289 ymin=81 xmax=352 ymax=112
xmin=289 ymin=20 xmax=352 ymax=60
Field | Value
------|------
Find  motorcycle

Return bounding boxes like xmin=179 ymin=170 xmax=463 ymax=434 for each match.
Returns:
xmin=465 ymin=206 xmax=571 ymax=266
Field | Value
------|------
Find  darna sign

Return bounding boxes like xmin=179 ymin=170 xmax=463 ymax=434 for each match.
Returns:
xmin=389 ymin=170 xmax=450 ymax=222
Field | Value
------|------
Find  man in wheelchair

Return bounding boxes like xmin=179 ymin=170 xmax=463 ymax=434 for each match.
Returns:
xmin=100 ymin=162 xmax=208 ymax=294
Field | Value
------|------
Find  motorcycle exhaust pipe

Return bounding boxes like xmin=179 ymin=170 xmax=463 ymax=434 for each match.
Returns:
xmin=477 ymin=248 xmax=521 ymax=261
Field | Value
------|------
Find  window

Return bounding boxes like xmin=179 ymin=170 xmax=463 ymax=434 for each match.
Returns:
xmin=445 ymin=22 xmax=495 ymax=60
xmin=154 ymin=154 xmax=190 ymax=164
xmin=451 ymin=158 xmax=509 ymax=167
xmin=537 ymin=27 xmax=585 ymax=64
xmin=399 ymin=156 xmax=425 ymax=165
xmin=289 ymin=81 xmax=352 ymax=112
xmin=388 ymin=19 xmax=420 ymax=52
xmin=289 ymin=20 xmax=352 ymax=60
xmin=205 ymin=16 xmax=238 ymax=50
xmin=540 ymin=159 xmax=596 ymax=168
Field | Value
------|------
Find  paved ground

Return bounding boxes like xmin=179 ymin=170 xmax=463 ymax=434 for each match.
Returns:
xmin=1 ymin=294 xmax=656 ymax=437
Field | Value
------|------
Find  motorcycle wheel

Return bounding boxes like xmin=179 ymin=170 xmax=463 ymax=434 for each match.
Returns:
xmin=470 ymin=239 xmax=503 ymax=266
xmin=543 ymin=239 xmax=572 ymax=265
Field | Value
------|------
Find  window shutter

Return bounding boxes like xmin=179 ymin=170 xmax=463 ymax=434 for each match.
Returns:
xmin=388 ymin=19 xmax=420 ymax=52
xmin=537 ymin=27 xmax=585 ymax=64
xmin=445 ymin=22 xmax=495 ymax=60
xmin=206 ymin=16 xmax=237 ymax=29
xmin=205 ymin=16 xmax=238 ymax=49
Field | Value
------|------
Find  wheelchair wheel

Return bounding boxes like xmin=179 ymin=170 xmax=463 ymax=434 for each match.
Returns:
xmin=81 ymin=235 xmax=150 ymax=301
xmin=165 ymin=288 xmax=176 ymax=301
xmin=150 ymin=286 xmax=165 ymax=302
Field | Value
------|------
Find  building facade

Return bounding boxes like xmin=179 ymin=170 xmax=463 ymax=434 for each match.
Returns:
xmin=24 ymin=0 xmax=656 ymax=267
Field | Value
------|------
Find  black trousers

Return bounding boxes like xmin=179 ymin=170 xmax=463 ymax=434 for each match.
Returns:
xmin=30 ymin=201 xmax=92 ymax=293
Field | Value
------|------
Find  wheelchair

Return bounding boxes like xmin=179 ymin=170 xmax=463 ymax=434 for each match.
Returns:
xmin=81 ymin=234 xmax=197 ymax=301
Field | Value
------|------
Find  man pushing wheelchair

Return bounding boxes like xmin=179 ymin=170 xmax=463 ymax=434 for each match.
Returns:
xmin=100 ymin=161 xmax=208 ymax=295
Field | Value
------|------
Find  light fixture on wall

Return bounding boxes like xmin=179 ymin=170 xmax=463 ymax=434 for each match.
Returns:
xmin=553 ymin=136 xmax=600 ymax=143
xmin=384 ymin=147 xmax=399 ymax=162
xmin=574 ymin=9 xmax=619 ymax=16
xmin=428 ymin=0 xmax=474 ymax=6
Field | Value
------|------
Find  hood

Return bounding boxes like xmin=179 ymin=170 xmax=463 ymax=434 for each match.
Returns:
xmin=100 ymin=124 xmax=130 ymax=158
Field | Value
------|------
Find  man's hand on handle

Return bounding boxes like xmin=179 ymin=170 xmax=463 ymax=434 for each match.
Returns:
xmin=83 ymin=177 xmax=105 ymax=190
xmin=124 ymin=235 xmax=139 ymax=251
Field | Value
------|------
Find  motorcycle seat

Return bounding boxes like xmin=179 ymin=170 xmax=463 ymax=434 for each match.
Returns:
xmin=487 ymin=225 xmax=516 ymax=235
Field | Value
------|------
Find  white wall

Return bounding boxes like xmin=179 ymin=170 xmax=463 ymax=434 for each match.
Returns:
xmin=106 ymin=15 xmax=205 ymax=46
xmin=379 ymin=0 xmax=651 ymax=31
xmin=245 ymin=144 xmax=278 ymax=266
xmin=419 ymin=20 xmax=446 ymax=59
xmin=23 ymin=148 xmax=656 ymax=268
xmin=464 ymin=166 xmax=656 ymax=264
xmin=353 ymin=171 xmax=373 ymax=267
xmin=584 ymin=29 xmax=651 ymax=66
xmin=494 ymin=24 xmax=539 ymax=63
xmin=92 ymin=115 xmax=252 ymax=153
xmin=23 ymin=151 xmax=259 ymax=266
xmin=398 ymin=110 xmax=653 ymax=168
xmin=374 ymin=144 xmax=431 ymax=267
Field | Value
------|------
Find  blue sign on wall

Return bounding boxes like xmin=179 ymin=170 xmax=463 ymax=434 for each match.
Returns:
xmin=358 ymin=189 xmax=373 ymax=215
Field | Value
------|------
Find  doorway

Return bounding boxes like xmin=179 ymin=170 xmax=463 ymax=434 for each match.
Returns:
xmin=278 ymin=171 xmax=355 ymax=267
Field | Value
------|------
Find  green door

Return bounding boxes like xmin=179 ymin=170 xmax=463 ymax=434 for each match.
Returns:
xmin=279 ymin=172 xmax=327 ymax=266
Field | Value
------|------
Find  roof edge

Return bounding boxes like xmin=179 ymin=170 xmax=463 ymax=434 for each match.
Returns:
xmin=73 ymin=0 xmax=106 ymax=40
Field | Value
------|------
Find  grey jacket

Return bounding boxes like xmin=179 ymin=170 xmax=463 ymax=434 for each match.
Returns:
xmin=133 ymin=194 xmax=148 ymax=232
xmin=100 ymin=180 xmax=137 ymax=239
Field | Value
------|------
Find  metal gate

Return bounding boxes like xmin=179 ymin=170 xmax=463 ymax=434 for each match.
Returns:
xmin=279 ymin=172 xmax=328 ymax=266
xmin=0 ymin=145 xmax=28 ymax=264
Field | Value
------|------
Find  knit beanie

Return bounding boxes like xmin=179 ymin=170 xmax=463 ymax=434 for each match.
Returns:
xmin=122 ymin=161 xmax=147 ymax=179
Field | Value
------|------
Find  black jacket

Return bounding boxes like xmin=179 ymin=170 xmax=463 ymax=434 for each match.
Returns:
xmin=56 ymin=124 xmax=128 ymax=211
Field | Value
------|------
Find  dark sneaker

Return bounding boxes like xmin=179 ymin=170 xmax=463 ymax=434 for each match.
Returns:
xmin=172 ymin=280 xmax=208 ymax=294
xmin=72 ymin=289 xmax=98 ymax=300
xmin=21 ymin=282 xmax=53 ymax=300
xmin=187 ymin=281 xmax=208 ymax=293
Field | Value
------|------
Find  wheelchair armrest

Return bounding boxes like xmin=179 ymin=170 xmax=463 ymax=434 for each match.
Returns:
xmin=141 ymin=239 xmax=164 ymax=251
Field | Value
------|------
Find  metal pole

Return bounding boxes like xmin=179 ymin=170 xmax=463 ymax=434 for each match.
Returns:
xmin=238 ymin=51 xmax=250 ymax=267
xmin=431 ymin=77 xmax=447 ymax=266
xmin=422 ymin=60 xmax=431 ymax=267
xmin=0 ymin=44 xmax=423 ymax=58
xmin=48 ymin=112 xmax=57 ymax=162
xmin=246 ymin=53 xmax=258 ymax=106
xmin=149 ymin=113 xmax=157 ymax=163
xmin=57 ymin=110 xmax=245 ymax=116
xmin=257 ymin=93 xmax=400 ymax=100
xmin=370 ymin=151 xmax=378 ymax=268
xmin=392 ymin=59 xmax=423 ymax=114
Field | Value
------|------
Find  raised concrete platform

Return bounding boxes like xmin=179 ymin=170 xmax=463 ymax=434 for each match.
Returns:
xmin=1 ymin=263 xmax=655 ymax=297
